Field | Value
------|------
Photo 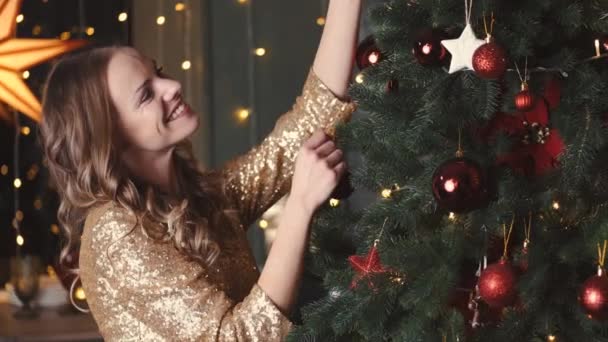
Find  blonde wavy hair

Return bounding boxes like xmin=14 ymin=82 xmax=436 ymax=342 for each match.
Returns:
xmin=38 ymin=46 xmax=238 ymax=274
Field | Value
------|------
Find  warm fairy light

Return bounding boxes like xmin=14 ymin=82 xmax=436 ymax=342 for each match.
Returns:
xmin=381 ymin=188 xmax=392 ymax=199
xmin=258 ymin=219 xmax=269 ymax=229
xmin=51 ymin=224 xmax=60 ymax=235
xmin=60 ymin=31 xmax=71 ymax=40
xmin=255 ymin=48 xmax=266 ymax=56
xmin=175 ymin=2 xmax=185 ymax=11
xmin=16 ymin=235 xmax=24 ymax=246
xmin=21 ymin=126 xmax=30 ymax=135
xmin=329 ymin=198 xmax=340 ymax=207
xmin=16 ymin=14 xmax=24 ymax=23
xmin=86 ymin=27 xmax=95 ymax=36
xmin=34 ymin=198 xmax=43 ymax=210
xmin=236 ymin=108 xmax=250 ymax=122
xmin=355 ymin=73 xmax=364 ymax=84
xmin=237 ymin=0 xmax=248 ymax=4
xmin=547 ymin=335 xmax=556 ymax=342
xmin=16 ymin=210 xmax=23 ymax=222
xmin=32 ymin=25 xmax=42 ymax=36
xmin=595 ymin=39 xmax=601 ymax=57
xmin=27 ymin=164 xmax=39 ymax=180
xmin=181 ymin=60 xmax=191 ymax=70
xmin=1 ymin=165 xmax=7 ymax=175
xmin=47 ymin=265 xmax=56 ymax=278
xmin=316 ymin=17 xmax=326 ymax=26
xmin=118 ymin=12 xmax=128 ymax=22
xmin=552 ymin=201 xmax=560 ymax=210
xmin=13 ymin=178 xmax=22 ymax=188
xmin=448 ymin=212 xmax=456 ymax=221
xmin=156 ymin=16 xmax=166 ymax=25
xmin=22 ymin=71 xmax=30 ymax=79
xmin=75 ymin=287 xmax=86 ymax=300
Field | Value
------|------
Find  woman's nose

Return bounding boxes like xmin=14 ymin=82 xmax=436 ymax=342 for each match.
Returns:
xmin=159 ymin=78 xmax=182 ymax=102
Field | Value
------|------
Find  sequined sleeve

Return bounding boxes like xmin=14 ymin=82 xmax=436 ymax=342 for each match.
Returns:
xmin=221 ymin=66 xmax=357 ymax=228
xmin=79 ymin=203 xmax=293 ymax=341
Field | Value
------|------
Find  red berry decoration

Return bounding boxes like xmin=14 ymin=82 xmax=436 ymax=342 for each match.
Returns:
xmin=472 ymin=40 xmax=508 ymax=79
xmin=579 ymin=268 xmax=608 ymax=320
xmin=431 ymin=157 xmax=488 ymax=213
xmin=514 ymin=82 xmax=535 ymax=112
xmin=412 ymin=29 xmax=448 ymax=66
xmin=478 ymin=258 xmax=517 ymax=308
xmin=356 ymin=35 xmax=382 ymax=70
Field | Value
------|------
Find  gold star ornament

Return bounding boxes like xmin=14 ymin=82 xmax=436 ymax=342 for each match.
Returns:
xmin=0 ymin=0 xmax=87 ymax=122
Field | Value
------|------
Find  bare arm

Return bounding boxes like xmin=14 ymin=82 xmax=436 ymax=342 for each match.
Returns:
xmin=312 ymin=0 xmax=362 ymax=100
xmin=256 ymin=0 xmax=362 ymax=316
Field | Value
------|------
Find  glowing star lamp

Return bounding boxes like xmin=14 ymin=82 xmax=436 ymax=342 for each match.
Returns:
xmin=0 ymin=0 xmax=87 ymax=122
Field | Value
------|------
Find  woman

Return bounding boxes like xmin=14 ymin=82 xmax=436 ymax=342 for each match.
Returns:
xmin=38 ymin=1 xmax=361 ymax=341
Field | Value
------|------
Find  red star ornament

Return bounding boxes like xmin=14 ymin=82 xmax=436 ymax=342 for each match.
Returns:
xmin=348 ymin=243 xmax=388 ymax=290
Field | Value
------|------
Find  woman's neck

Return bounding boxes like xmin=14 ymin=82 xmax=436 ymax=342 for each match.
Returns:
xmin=122 ymin=147 xmax=176 ymax=195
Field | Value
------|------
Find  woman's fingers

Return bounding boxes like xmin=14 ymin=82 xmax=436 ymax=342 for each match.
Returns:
xmin=303 ymin=130 xmax=329 ymax=150
xmin=315 ymin=140 xmax=336 ymax=157
xmin=325 ymin=148 xmax=343 ymax=167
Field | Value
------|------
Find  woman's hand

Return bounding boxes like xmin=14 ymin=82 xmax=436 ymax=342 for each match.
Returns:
xmin=290 ymin=130 xmax=346 ymax=214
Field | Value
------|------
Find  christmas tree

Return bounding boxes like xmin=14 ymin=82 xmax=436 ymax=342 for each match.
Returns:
xmin=289 ymin=0 xmax=608 ymax=340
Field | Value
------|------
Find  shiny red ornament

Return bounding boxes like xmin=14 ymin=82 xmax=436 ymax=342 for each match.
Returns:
xmin=579 ymin=269 xmax=608 ymax=320
xmin=478 ymin=259 xmax=517 ymax=308
xmin=472 ymin=41 xmax=508 ymax=79
xmin=356 ymin=35 xmax=382 ymax=70
xmin=431 ymin=157 xmax=488 ymax=213
xmin=412 ymin=29 xmax=448 ymax=66
xmin=514 ymin=83 xmax=535 ymax=112
xmin=349 ymin=244 xmax=387 ymax=290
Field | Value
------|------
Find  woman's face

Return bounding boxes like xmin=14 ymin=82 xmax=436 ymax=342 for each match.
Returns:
xmin=107 ymin=47 xmax=199 ymax=153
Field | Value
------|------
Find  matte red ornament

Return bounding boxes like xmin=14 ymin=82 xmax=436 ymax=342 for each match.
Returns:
xmin=431 ymin=157 xmax=488 ymax=213
xmin=478 ymin=258 xmax=517 ymax=308
xmin=514 ymin=83 xmax=535 ymax=112
xmin=349 ymin=244 xmax=387 ymax=290
xmin=356 ymin=35 xmax=382 ymax=70
xmin=472 ymin=41 xmax=508 ymax=79
xmin=412 ymin=29 xmax=448 ymax=66
xmin=579 ymin=269 xmax=608 ymax=320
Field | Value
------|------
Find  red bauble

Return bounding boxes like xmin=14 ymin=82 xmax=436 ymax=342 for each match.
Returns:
xmin=472 ymin=41 xmax=508 ymax=79
xmin=579 ymin=270 xmax=608 ymax=320
xmin=412 ymin=29 xmax=448 ymax=66
xmin=356 ymin=35 xmax=382 ymax=70
xmin=514 ymin=83 xmax=535 ymax=112
xmin=478 ymin=259 xmax=518 ymax=308
xmin=431 ymin=157 xmax=488 ymax=213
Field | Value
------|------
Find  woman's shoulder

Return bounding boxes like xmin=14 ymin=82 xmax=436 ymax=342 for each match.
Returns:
xmin=82 ymin=201 xmax=139 ymax=248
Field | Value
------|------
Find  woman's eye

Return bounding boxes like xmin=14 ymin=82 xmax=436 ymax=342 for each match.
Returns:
xmin=141 ymin=88 xmax=153 ymax=104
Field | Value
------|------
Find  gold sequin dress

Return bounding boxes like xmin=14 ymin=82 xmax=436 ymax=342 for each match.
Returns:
xmin=79 ymin=67 xmax=357 ymax=342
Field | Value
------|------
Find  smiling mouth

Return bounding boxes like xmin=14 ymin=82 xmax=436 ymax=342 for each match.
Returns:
xmin=165 ymin=100 xmax=187 ymax=123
